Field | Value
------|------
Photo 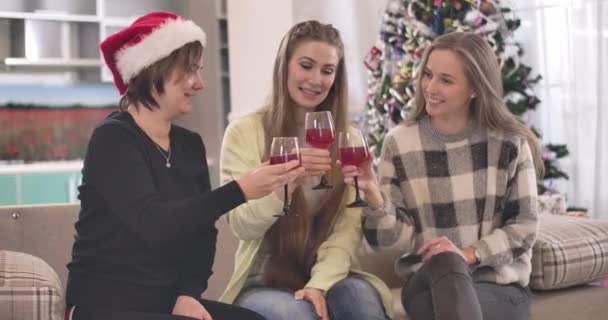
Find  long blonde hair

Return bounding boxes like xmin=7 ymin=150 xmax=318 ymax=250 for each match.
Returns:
xmin=409 ymin=32 xmax=544 ymax=177
xmin=259 ymin=20 xmax=349 ymax=291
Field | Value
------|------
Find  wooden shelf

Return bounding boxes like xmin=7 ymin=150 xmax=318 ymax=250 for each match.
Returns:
xmin=0 ymin=11 xmax=99 ymax=23
xmin=0 ymin=1 xmax=224 ymax=84
xmin=4 ymin=58 xmax=102 ymax=68
xmin=103 ymin=16 xmax=135 ymax=27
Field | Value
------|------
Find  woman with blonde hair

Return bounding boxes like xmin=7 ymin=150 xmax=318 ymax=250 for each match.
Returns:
xmin=219 ymin=20 xmax=393 ymax=320
xmin=342 ymin=31 xmax=543 ymax=320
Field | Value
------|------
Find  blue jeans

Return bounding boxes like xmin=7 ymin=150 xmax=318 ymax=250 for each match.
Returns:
xmin=234 ymin=277 xmax=386 ymax=320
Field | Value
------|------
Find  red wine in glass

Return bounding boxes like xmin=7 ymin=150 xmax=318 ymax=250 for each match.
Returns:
xmin=306 ymin=128 xmax=335 ymax=149
xmin=339 ymin=146 xmax=371 ymax=167
xmin=269 ymin=137 xmax=300 ymax=217
xmin=338 ymin=130 xmax=370 ymax=208
xmin=270 ymin=153 xmax=302 ymax=166
xmin=305 ymin=111 xmax=335 ymax=189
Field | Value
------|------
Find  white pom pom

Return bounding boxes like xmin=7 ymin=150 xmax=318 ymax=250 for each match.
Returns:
xmin=387 ymin=0 xmax=401 ymax=13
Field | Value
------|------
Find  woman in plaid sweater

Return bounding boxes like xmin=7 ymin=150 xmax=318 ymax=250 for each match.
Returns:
xmin=341 ymin=32 xmax=544 ymax=320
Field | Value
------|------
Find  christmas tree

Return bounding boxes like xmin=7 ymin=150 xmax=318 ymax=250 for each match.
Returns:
xmin=364 ymin=0 xmax=568 ymax=194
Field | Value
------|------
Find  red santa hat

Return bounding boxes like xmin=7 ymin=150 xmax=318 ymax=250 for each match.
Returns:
xmin=100 ymin=11 xmax=207 ymax=95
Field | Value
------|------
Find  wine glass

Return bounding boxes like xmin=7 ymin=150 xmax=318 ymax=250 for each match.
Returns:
xmin=270 ymin=137 xmax=301 ymax=216
xmin=338 ymin=130 xmax=371 ymax=208
xmin=305 ymin=111 xmax=335 ymax=190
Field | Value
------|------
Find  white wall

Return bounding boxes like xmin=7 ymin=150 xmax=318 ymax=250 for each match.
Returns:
xmin=512 ymin=0 xmax=608 ymax=216
xmin=227 ymin=0 xmax=387 ymax=121
xmin=292 ymin=0 xmax=387 ymax=119
xmin=174 ymin=0 xmax=224 ymax=185
xmin=226 ymin=0 xmax=293 ymax=120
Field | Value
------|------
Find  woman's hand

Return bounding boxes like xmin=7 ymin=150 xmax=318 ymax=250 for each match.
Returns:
xmin=339 ymin=159 xmax=383 ymax=209
xmin=237 ymin=160 xmax=304 ymax=201
xmin=270 ymin=147 xmax=332 ymax=200
xmin=299 ymin=148 xmax=332 ymax=177
xmin=418 ymin=236 xmax=477 ymax=264
xmin=294 ymin=288 xmax=328 ymax=320
xmin=172 ymin=295 xmax=212 ymax=320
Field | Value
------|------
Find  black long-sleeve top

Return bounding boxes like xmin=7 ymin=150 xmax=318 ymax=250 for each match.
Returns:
xmin=66 ymin=111 xmax=245 ymax=312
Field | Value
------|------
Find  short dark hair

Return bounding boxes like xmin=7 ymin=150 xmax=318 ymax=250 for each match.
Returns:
xmin=118 ymin=41 xmax=204 ymax=112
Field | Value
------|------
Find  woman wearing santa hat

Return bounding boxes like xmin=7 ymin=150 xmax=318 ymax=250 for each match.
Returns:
xmin=65 ymin=11 xmax=301 ymax=320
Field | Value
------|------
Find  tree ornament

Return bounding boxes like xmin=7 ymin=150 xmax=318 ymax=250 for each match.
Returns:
xmin=480 ymin=1 xmax=496 ymax=15
xmin=364 ymin=46 xmax=383 ymax=71
xmin=444 ymin=18 xmax=453 ymax=28
xmin=452 ymin=0 xmax=462 ymax=10
xmin=392 ymin=74 xmax=406 ymax=87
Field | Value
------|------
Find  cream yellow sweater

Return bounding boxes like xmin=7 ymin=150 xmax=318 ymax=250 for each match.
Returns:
xmin=218 ymin=113 xmax=394 ymax=318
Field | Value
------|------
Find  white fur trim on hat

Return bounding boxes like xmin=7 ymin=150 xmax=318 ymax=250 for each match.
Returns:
xmin=115 ymin=19 xmax=206 ymax=84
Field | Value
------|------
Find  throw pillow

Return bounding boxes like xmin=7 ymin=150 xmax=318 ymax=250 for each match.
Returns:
xmin=0 ymin=250 xmax=64 ymax=320
xmin=530 ymin=214 xmax=608 ymax=290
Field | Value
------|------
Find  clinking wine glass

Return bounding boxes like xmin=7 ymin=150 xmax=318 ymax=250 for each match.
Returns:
xmin=269 ymin=137 xmax=301 ymax=216
xmin=305 ymin=111 xmax=336 ymax=190
xmin=338 ymin=130 xmax=371 ymax=208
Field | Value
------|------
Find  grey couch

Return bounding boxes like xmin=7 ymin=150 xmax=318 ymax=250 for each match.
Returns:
xmin=1 ymin=203 xmax=608 ymax=319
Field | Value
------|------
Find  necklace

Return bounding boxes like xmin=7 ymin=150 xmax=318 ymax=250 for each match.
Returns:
xmin=154 ymin=143 xmax=171 ymax=168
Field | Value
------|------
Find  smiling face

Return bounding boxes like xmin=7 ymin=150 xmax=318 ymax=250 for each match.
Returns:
xmin=154 ymin=57 xmax=205 ymax=117
xmin=286 ymin=40 xmax=339 ymax=113
xmin=421 ymin=48 xmax=475 ymax=121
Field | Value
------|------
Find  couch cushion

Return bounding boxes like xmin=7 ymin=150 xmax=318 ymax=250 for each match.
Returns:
xmin=203 ymin=216 xmax=239 ymax=300
xmin=389 ymin=284 xmax=608 ymax=320
xmin=390 ymin=288 xmax=408 ymax=320
xmin=530 ymin=285 xmax=608 ymax=320
xmin=530 ymin=214 xmax=608 ymax=290
xmin=356 ymin=241 xmax=406 ymax=289
xmin=0 ymin=250 xmax=65 ymax=320
xmin=0 ymin=204 xmax=80 ymax=292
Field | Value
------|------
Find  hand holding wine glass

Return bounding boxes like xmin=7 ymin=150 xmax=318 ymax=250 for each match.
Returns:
xmin=298 ymin=148 xmax=332 ymax=178
xmin=340 ymin=157 xmax=383 ymax=209
xmin=236 ymin=159 xmax=303 ymax=201
xmin=305 ymin=111 xmax=335 ymax=189
xmin=270 ymin=137 xmax=302 ymax=216
xmin=338 ymin=129 xmax=372 ymax=208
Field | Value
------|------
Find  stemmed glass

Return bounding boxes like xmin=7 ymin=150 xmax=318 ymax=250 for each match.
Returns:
xmin=270 ymin=137 xmax=301 ymax=216
xmin=338 ymin=130 xmax=371 ymax=208
xmin=305 ymin=111 xmax=335 ymax=190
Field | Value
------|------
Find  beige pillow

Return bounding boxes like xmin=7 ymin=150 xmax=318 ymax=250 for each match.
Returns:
xmin=530 ymin=215 xmax=608 ymax=290
xmin=0 ymin=250 xmax=65 ymax=320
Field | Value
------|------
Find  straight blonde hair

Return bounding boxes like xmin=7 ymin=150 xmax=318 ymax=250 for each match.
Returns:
xmin=409 ymin=32 xmax=544 ymax=177
xmin=258 ymin=20 xmax=350 ymax=291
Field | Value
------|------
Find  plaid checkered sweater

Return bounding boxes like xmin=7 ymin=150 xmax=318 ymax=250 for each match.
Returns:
xmin=363 ymin=116 xmax=539 ymax=287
